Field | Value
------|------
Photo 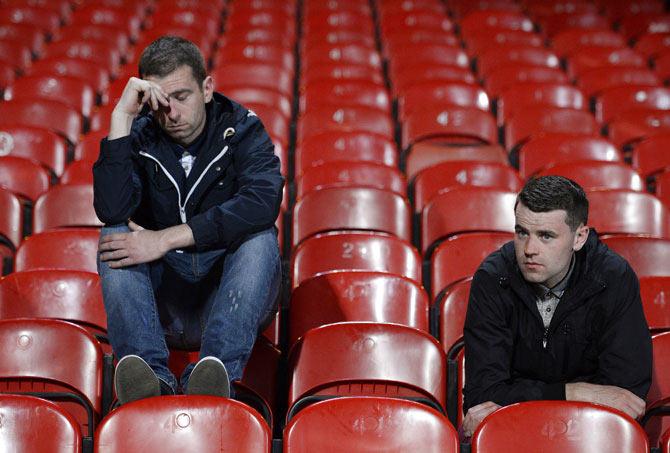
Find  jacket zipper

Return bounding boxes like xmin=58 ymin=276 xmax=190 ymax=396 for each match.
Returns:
xmin=139 ymin=145 xmax=229 ymax=223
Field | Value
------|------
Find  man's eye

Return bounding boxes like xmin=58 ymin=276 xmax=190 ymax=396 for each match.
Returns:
xmin=516 ymin=230 xmax=528 ymax=237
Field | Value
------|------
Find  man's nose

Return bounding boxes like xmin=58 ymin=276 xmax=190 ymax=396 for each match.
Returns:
xmin=166 ymin=99 xmax=179 ymax=121
xmin=524 ymin=236 xmax=538 ymax=256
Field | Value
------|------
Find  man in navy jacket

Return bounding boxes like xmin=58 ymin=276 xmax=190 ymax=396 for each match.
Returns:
xmin=462 ymin=176 xmax=652 ymax=437
xmin=93 ymin=36 xmax=283 ymax=403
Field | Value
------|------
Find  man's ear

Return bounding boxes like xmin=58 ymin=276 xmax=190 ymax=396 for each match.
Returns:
xmin=573 ymin=224 xmax=589 ymax=251
xmin=202 ymin=76 xmax=214 ymax=103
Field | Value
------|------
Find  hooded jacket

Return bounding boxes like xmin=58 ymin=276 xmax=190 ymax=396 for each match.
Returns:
xmin=93 ymin=92 xmax=284 ymax=251
xmin=463 ymin=230 xmax=652 ymax=413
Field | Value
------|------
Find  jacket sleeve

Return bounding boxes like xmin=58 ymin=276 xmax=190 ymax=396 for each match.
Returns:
xmin=187 ymin=114 xmax=284 ymax=249
xmin=463 ymin=269 xmax=566 ymax=413
xmin=93 ymin=135 xmax=143 ymax=225
xmin=588 ymin=263 xmax=652 ymax=400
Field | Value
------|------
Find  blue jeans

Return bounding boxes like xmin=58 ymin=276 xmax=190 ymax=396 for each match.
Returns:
xmin=97 ymin=225 xmax=281 ymax=392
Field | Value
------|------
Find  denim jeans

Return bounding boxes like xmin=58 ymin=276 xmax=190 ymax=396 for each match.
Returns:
xmin=97 ymin=225 xmax=281 ymax=392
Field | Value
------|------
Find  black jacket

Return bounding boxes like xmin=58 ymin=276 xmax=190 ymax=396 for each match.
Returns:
xmin=463 ymin=230 xmax=652 ymax=413
xmin=93 ymin=92 xmax=284 ymax=250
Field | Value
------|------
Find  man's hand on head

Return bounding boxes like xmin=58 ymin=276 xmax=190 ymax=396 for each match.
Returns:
xmin=462 ymin=401 xmax=501 ymax=438
xmin=565 ymin=382 xmax=646 ymax=419
xmin=109 ymin=77 xmax=170 ymax=140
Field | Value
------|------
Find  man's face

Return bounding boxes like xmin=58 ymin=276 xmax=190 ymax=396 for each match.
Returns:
xmin=514 ymin=202 xmax=589 ymax=288
xmin=145 ymin=65 xmax=213 ymax=146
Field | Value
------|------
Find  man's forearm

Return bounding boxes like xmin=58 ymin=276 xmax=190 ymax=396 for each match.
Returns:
xmin=159 ymin=223 xmax=196 ymax=251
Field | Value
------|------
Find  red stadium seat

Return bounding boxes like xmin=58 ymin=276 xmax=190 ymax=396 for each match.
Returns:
xmin=0 ymin=40 xmax=31 ymax=73
xmin=0 ymin=187 xmax=22 ymax=257
xmin=135 ymin=28 xmax=214 ymax=63
xmin=14 ymin=229 xmax=99 ymax=273
xmin=300 ymin=79 xmax=390 ymax=114
xmin=635 ymin=32 xmax=670 ymax=58
xmin=70 ymin=5 xmax=142 ymax=42
xmin=0 ymin=269 xmax=106 ymax=336
xmin=0 ymin=99 xmax=82 ymax=145
xmin=537 ymin=12 xmax=612 ymax=38
xmin=292 ymin=187 xmax=411 ymax=246
xmin=460 ymin=10 xmax=534 ymax=42
xmin=212 ymin=63 xmax=293 ymax=98
xmin=432 ymin=233 xmax=512 ymax=300
xmin=644 ymin=332 xmax=670 ymax=448
xmin=588 ymin=190 xmax=670 ymax=237
xmin=518 ymin=134 xmax=622 ymax=178
xmin=465 ymin=29 xmax=543 ymax=57
xmin=27 ymin=57 xmax=110 ymax=99
xmin=406 ymin=143 xmax=508 ymax=183
xmin=303 ymin=30 xmax=376 ymax=52
xmin=577 ymin=67 xmax=661 ymax=98
xmin=0 ymin=23 xmax=44 ymax=55
xmin=413 ymin=161 xmax=522 ymax=214
xmin=472 ymin=401 xmax=649 ymax=452
xmin=74 ymin=130 xmax=105 ymax=162
xmin=602 ymin=236 xmax=670 ymax=277
xmin=302 ymin=43 xmax=381 ymax=70
xmin=33 ymin=184 xmax=102 ymax=233
xmin=303 ymin=11 xmax=373 ymax=36
xmin=607 ymin=108 xmax=670 ymax=148
xmin=0 ymin=395 xmax=82 ymax=452
xmin=484 ymin=66 xmax=569 ymax=98
xmin=284 ymin=397 xmax=459 ymax=453
xmin=287 ymin=322 xmax=447 ymax=419
xmin=422 ymin=188 xmax=516 ymax=255
xmin=656 ymin=171 xmax=670 ymax=207
xmin=226 ymin=13 xmax=295 ymax=45
xmin=450 ymin=0 xmax=522 ymax=18
xmin=437 ymin=278 xmax=471 ymax=354
xmin=397 ymin=82 xmax=489 ymax=122
xmin=596 ymin=86 xmax=670 ymax=124
xmin=60 ymin=160 xmax=93 ymax=185
xmin=384 ymin=31 xmax=459 ymax=58
xmin=632 ymin=134 xmax=670 ymax=177
xmin=402 ymin=106 xmax=498 ymax=150
xmin=638 ymin=276 xmax=670 ymax=332
xmin=478 ymin=46 xmax=560 ymax=78
xmin=214 ymin=43 xmax=294 ymax=75
xmin=44 ymin=41 xmax=122 ymax=79
xmin=55 ymin=24 xmax=131 ymax=60
xmin=391 ymin=64 xmax=477 ymax=98
xmin=602 ymin=0 xmax=664 ymax=21
xmin=301 ymin=63 xmax=384 ymax=89
xmin=380 ymin=10 xmax=452 ymax=37
xmin=664 ymin=427 xmax=670 ymax=453
xmin=497 ymin=83 xmax=587 ymax=126
xmin=298 ymin=106 xmax=394 ymax=143
xmin=291 ymin=232 xmax=421 ymax=289
xmin=0 ymin=6 xmax=60 ymax=37
xmin=552 ymin=29 xmax=626 ymax=57
xmin=0 ymin=155 xmax=50 ymax=202
xmin=295 ymin=162 xmax=406 ymax=199
xmin=536 ymin=161 xmax=645 ymax=191
xmin=147 ymin=10 xmax=221 ymax=41
xmin=288 ymin=271 xmax=429 ymax=348
xmin=388 ymin=45 xmax=469 ymax=76
xmin=4 ymin=75 xmax=96 ymax=120
xmin=0 ymin=318 xmax=104 ymax=446
xmin=224 ymin=87 xmax=291 ymax=120
xmin=295 ymin=131 xmax=398 ymax=176
xmin=505 ymin=106 xmax=598 ymax=151
xmin=0 ymin=63 xmax=14 ymax=92
xmin=94 ymin=396 xmax=271 ymax=452
xmin=234 ymin=27 xmax=295 ymax=48
xmin=619 ymin=13 xmax=670 ymax=41
xmin=567 ymin=47 xmax=646 ymax=79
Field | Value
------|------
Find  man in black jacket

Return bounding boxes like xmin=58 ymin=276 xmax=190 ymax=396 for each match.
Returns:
xmin=93 ymin=36 xmax=283 ymax=404
xmin=462 ymin=176 xmax=652 ymax=436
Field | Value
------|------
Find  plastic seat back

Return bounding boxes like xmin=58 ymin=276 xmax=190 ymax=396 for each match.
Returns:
xmin=298 ymin=106 xmax=394 ymax=143
xmin=568 ymin=47 xmax=646 ymax=79
xmin=638 ymin=276 xmax=670 ymax=332
xmin=291 ymin=232 xmax=421 ymax=288
xmin=472 ymin=401 xmax=649 ymax=452
xmin=631 ymin=134 xmax=670 ymax=177
xmin=94 ymin=396 xmax=271 ymax=452
xmin=577 ymin=67 xmax=661 ymax=98
xmin=33 ymin=185 xmax=102 ymax=233
xmin=301 ymin=79 xmax=390 ymax=114
xmin=15 ymin=229 xmax=99 ymax=273
xmin=0 ymin=187 xmax=22 ymax=249
xmin=596 ymin=86 xmax=670 ymax=124
xmin=0 ymin=394 xmax=82 ymax=453
xmin=212 ymin=63 xmax=293 ymax=98
xmin=406 ymin=143 xmax=508 ymax=183
xmin=0 ymin=99 xmax=82 ymax=145
xmin=0 ymin=318 xmax=103 ymax=441
xmin=588 ymin=190 xmax=670 ymax=237
xmin=292 ymin=187 xmax=411 ymax=246
xmin=0 ymin=269 xmax=106 ymax=335
xmin=284 ymin=397 xmax=459 ymax=453
xmin=644 ymin=332 xmax=670 ymax=448
xmin=287 ymin=322 xmax=447 ymax=417
xmin=537 ymin=161 xmax=645 ymax=191
xmin=519 ymin=133 xmax=622 ymax=178
xmin=0 ymin=155 xmax=50 ymax=202
xmin=421 ymin=188 xmax=516 ymax=255
xmin=552 ymin=29 xmax=626 ymax=57
xmin=0 ymin=125 xmax=68 ymax=177
xmin=296 ymin=162 xmax=406 ymax=199
xmin=602 ymin=236 xmax=670 ymax=277
xmin=484 ymin=65 xmax=568 ymax=98
xmin=413 ymin=162 xmax=522 ymax=214
xmin=497 ymin=83 xmax=587 ymax=126
xmin=397 ymin=82 xmax=489 ymax=121
xmin=289 ymin=271 xmax=429 ymax=348
xmin=478 ymin=46 xmax=560 ymax=78
xmin=438 ymin=279 xmax=471 ymax=355
xmin=607 ymin=108 xmax=670 ymax=148
xmin=431 ymin=233 xmax=512 ymax=300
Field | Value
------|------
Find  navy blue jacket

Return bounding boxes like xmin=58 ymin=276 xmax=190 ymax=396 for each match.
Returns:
xmin=463 ymin=230 xmax=652 ymax=412
xmin=93 ymin=92 xmax=284 ymax=250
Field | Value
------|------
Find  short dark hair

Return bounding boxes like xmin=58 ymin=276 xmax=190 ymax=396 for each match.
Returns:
xmin=138 ymin=35 xmax=207 ymax=86
xmin=515 ymin=176 xmax=589 ymax=230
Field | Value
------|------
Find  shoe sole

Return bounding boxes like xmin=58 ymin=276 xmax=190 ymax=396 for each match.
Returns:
xmin=114 ymin=355 xmax=161 ymax=405
xmin=186 ymin=357 xmax=230 ymax=398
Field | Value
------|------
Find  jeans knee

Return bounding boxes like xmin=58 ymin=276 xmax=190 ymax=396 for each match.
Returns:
xmin=101 ymin=224 xmax=130 ymax=237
